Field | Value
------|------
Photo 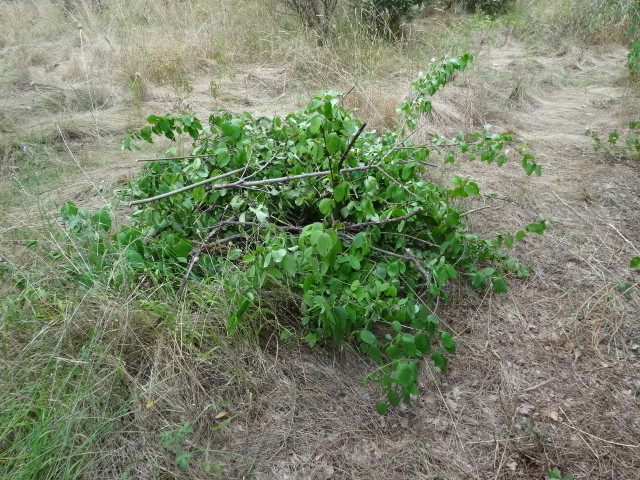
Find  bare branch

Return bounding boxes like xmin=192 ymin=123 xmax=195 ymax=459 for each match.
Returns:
xmin=129 ymin=166 xmax=249 ymax=206
xmin=404 ymin=248 xmax=432 ymax=286
xmin=135 ymin=153 xmax=219 ymax=163
xmin=344 ymin=208 xmax=423 ymax=230
xmin=129 ymin=161 xmax=430 ymax=207
xmin=459 ymin=205 xmax=491 ymax=217
xmin=336 ymin=123 xmax=367 ymax=172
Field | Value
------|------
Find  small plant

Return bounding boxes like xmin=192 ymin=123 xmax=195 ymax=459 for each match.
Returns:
xmin=585 ymin=122 xmax=640 ymax=161
xmin=547 ymin=467 xmax=574 ymax=480
xmin=158 ymin=422 xmax=195 ymax=470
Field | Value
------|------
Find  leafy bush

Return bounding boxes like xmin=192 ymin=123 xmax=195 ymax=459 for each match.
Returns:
xmin=58 ymin=55 xmax=547 ymax=411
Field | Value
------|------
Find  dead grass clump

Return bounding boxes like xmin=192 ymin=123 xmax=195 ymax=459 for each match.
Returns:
xmin=508 ymin=0 xmax=638 ymax=52
xmin=342 ymin=86 xmax=402 ymax=132
xmin=0 ymin=0 xmax=69 ymax=47
xmin=0 ymin=140 xmax=26 ymax=179
xmin=0 ymin=56 xmax=30 ymax=88
xmin=37 ymin=84 xmax=116 ymax=113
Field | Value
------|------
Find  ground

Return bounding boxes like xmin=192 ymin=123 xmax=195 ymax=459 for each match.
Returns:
xmin=0 ymin=3 xmax=639 ymax=479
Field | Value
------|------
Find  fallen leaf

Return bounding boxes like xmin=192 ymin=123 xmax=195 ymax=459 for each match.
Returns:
xmin=215 ymin=410 xmax=231 ymax=419
xmin=541 ymin=407 xmax=560 ymax=422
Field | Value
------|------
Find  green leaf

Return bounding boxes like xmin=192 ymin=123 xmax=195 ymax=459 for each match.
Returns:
xmin=139 ymin=126 xmax=153 ymax=143
xmin=464 ymin=182 xmax=479 ymax=196
xmin=192 ymin=186 xmax=206 ymax=202
xmin=525 ymin=221 xmax=546 ymax=234
xmin=124 ymin=248 xmax=144 ymax=268
xmin=351 ymin=232 xmax=367 ymax=249
xmin=630 ymin=257 xmax=640 ymax=269
xmin=547 ymin=468 xmax=561 ymax=480
xmin=318 ymin=198 xmax=333 ymax=216
xmin=504 ymin=235 xmax=514 ymax=249
xmin=325 ymin=133 xmax=341 ymax=155
xmin=309 ymin=116 xmax=322 ymax=134
xmin=60 ymin=202 xmax=79 ymax=221
xmin=360 ymin=330 xmax=377 ymax=345
xmin=334 ymin=182 xmax=349 ymax=203
xmin=221 ymin=122 xmax=241 ymax=140
xmin=492 ymin=277 xmax=508 ymax=295
xmin=375 ymin=402 xmax=388 ymax=415
xmin=316 ymin=232 xmax=333 ymax=257
xmin=395 ymin=362 xmax=415 ymax=388
xmin=388 ymin=389 xmax=400 ymax=407
xmin=91 ymin=210 xmax=111 ymax=231
xmin=282 ymin=254 xmax=297 ymax=276
xmin=431 ymin=352 xmax=447 ymax=370
xmin=414 ymin=333 xmax=430 ymax=354
xmin=348 ymin=255 xmax=361 ymax=270
xmin=440 ymin=332 xmax=456 ymax=354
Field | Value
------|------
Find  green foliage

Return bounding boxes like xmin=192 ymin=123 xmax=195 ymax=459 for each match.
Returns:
xmin=547 ymin=467 xmax=574 ymax=480
xmin=585 ymin=122 xmax=640 ymax=162
xmin=56 ymin=56 xmax=547 ymax=411
xmin=158 ymin=423 xmax=195 ymax=470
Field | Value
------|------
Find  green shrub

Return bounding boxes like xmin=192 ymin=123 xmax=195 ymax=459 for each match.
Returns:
xmin=56 ymin=55 xmax=547 ymax=411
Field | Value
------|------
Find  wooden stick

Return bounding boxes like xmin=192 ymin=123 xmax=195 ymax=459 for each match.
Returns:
xmin=460 ymin=205 xmax=491 ymax=217
xmin=344 ymin=208 xmax=423 ymax=230
xmin=128 ymin=166 xmax=248 ymax=206
xmin=130 ymin=162 xmax=412 ymax=207
xmin=136 ymin=153 xmax=219 ymax=162
xmin=336 ymin=123 xmax=367 ymax=173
